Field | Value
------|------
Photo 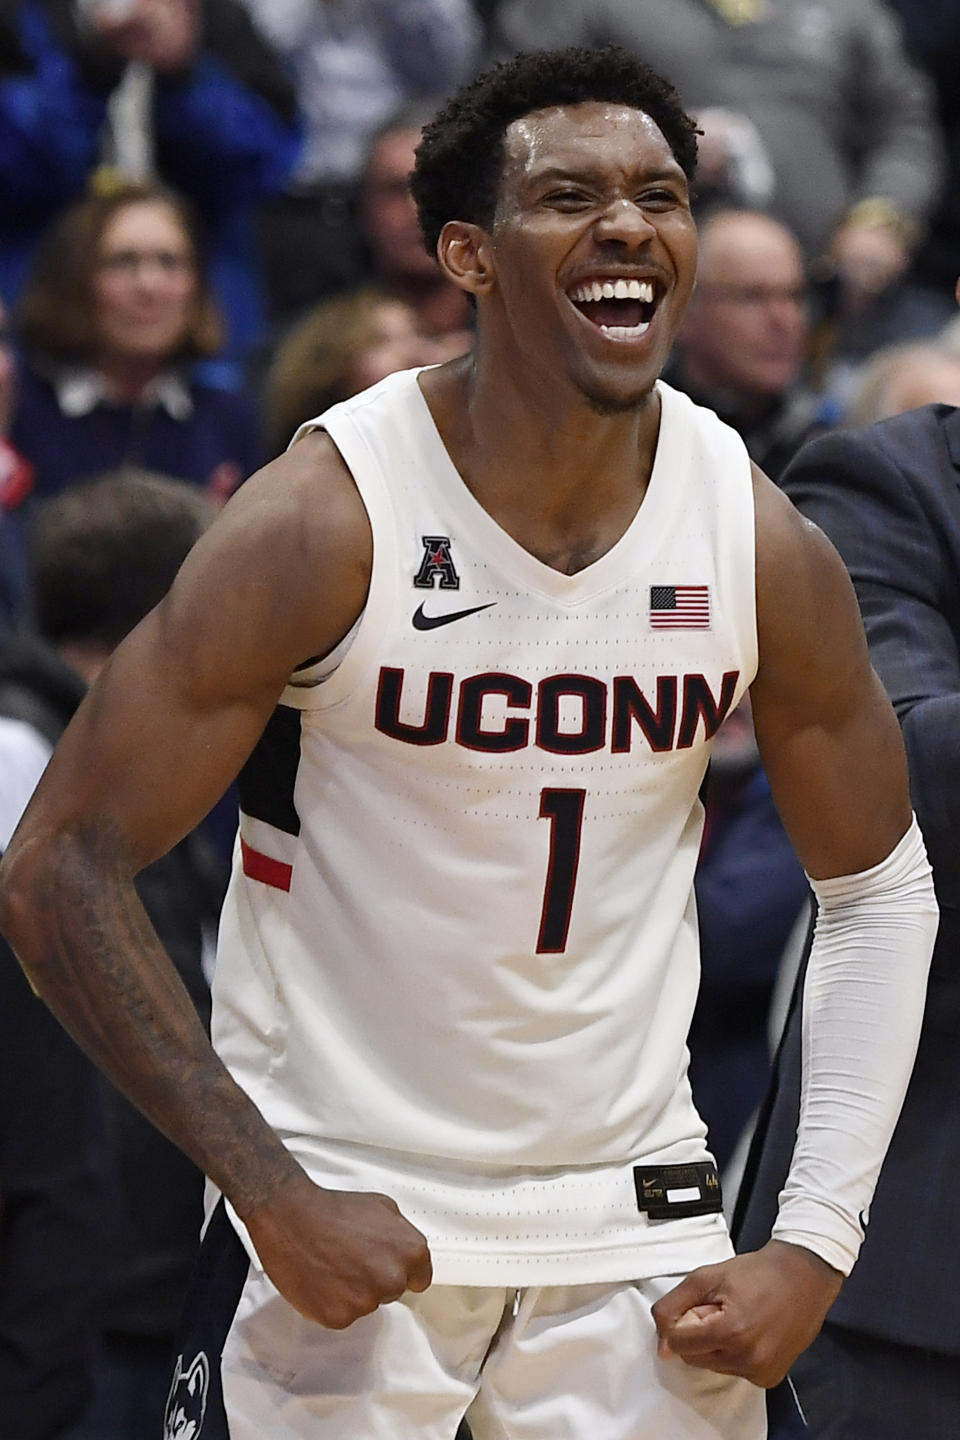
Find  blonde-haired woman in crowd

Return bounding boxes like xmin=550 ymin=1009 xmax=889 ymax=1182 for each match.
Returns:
xmin=264 ymin=288 xmax=442 ymax=455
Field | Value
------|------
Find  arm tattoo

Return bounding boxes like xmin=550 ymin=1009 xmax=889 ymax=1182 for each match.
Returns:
xmin=2 ymin=815 xmax=297 ymax=1217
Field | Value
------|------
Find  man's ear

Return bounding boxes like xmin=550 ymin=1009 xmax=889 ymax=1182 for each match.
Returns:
xmin=436 ymin=221 xmax=495 ymax=298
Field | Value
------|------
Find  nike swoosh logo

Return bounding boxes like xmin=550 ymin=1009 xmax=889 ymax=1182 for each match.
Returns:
xmin=412 ymin=601 xmax=496 ymax=630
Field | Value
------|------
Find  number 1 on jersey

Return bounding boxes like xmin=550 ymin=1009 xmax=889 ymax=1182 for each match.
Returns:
xmin=537 ymin=788 xmax=586 ymax=954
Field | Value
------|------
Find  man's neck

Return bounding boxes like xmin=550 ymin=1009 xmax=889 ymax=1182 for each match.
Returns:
xmin=419 ymin=355 xmax=663 ymax=575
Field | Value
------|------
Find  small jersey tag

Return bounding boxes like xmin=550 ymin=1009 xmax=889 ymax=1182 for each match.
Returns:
xmin=633 ymin=1162 xmax=723 ymax=1220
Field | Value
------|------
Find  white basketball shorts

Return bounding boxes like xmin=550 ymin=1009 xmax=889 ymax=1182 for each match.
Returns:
xmin=164 ymin=1202 xmax=767 ymax=1439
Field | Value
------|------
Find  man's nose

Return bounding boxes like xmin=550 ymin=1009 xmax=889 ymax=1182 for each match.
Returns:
xmin=593 ymin=198 xmax=657 ymax=246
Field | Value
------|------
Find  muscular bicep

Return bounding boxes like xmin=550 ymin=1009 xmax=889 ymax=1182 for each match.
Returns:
xmin=32 ymin=614 xmax=278 ymax=872
xmin=11 ymin=435 xmax=371 ymax=873
xmin=749 ymin=469 xmax=911 ymax=881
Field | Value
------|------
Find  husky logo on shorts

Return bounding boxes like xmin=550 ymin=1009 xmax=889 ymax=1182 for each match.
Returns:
xmin=163 ymin=1350 xmax=210 ymax=1439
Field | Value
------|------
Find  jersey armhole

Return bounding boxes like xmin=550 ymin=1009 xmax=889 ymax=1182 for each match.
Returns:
xmin=280 ymin=414 xmax=398 ymax=713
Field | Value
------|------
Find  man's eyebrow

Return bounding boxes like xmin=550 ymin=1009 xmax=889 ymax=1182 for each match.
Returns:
xmin=527 ymin=164 xmax=687 ymax=188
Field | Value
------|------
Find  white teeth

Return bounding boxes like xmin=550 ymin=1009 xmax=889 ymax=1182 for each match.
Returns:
xmin=599 ymin=322 xmax=651 ymax=339
xmin=569 ymin=278 xmax=656 ymax=303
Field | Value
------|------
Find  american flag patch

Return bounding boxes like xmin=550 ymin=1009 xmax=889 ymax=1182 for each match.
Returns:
xmin=649 ymin=585 xmax=710 ymax=629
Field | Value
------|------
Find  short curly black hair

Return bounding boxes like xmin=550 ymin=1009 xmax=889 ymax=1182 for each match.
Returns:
xmin=411 ymin=47 xmax=699 ymax=259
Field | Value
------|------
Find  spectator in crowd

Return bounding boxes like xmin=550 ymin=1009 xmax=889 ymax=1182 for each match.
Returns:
xmin=359 ymin=106 xmax=474 ymax=360
xmin=264 ymin=288 xmax=441 ymax=456
xmin=736 ymin=332 xmax=960 ymax=1435
xmin=0 ymin=293 xmax=32 ymax=624
xmin=689 ymin=695 xmax=809 ymax=1178
xmin=885 ymin=1 xmax=960 ymax=328
xmin=667 ymin=209 xmax=829 ymax=481
xmin=242 ymin=0 xmax=481 ymax=322
xmin=11 ymin=183 xmax=261 ymax=508
xmin=0 ymin=634 xmax=108 ymax=1437
xmin=1 ymin=470 xmax=222 ymax=1440
xmin=845 ymin=341 xmax=960 ymax=426
xmin=491 ymin=0 xmax=943 ymax=317
xmin=0 ymin=0 xmax=302 ymax=379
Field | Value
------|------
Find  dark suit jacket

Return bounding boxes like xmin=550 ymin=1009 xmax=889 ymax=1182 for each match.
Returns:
xmin=736 ymin=403 xmax=960 ymax=1354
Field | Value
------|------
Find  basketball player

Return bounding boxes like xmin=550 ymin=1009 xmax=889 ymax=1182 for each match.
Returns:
xmin=0 ymin=48 xmax=938 ymax=1440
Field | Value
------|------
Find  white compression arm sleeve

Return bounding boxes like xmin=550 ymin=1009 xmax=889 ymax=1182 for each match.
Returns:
xmin=771 ymin=815 xmax=938 ymax=1274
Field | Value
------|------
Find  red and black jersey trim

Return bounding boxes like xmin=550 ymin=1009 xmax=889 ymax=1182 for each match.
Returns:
xmin=237 ymin=703 xmax=302 ymax=836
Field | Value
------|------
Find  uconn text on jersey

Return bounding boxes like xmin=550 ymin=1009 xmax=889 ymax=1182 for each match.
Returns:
xmin=375 ymin=667 xmax=740 ymax=753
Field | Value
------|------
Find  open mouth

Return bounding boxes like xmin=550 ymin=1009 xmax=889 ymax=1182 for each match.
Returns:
xmin=567 ymin=277 xmax=659 ymax=338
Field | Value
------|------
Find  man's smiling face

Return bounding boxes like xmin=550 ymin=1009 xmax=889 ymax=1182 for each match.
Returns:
xmin=483 ymin=101 xmax=698 ymax=413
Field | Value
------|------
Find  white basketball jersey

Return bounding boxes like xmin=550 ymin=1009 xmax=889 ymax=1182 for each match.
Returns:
xmin=212 ymin=369 xmax=758 ymax=1284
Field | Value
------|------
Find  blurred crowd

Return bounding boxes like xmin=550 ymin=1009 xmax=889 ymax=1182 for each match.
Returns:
xmin=1 ymin=1 xmax=959 ymax=1435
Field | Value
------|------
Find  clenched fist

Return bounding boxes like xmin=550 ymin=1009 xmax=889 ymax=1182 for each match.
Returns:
xmin=652 ymin=1239 xmax=843 ymax=1388
xmin=243 ymin=1169 xmax=433 ymax=1330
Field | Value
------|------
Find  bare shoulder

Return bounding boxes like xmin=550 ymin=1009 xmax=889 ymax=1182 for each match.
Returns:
xmin=160 ymin=428 xmax=372 ymax=704
xmin=0 ymin=430 xmax=374 ymax=875
xmin=200 ymin=429 xmax=370 ymax=598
